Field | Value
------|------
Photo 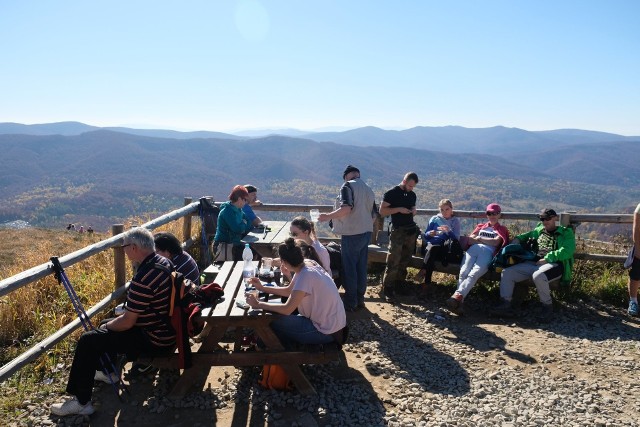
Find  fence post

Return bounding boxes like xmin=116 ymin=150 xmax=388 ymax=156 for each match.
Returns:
xmin=112 ymin=224 xmax=126 ymax=290
xmin=183 ymin=197 xmax=193 ymax=242
xmin=560 ymin=212 xmax=572 ymax=228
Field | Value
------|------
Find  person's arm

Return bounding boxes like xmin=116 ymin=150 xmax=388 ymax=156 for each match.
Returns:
xmin=247 ymin=289 xmax=306 ymax=314
xmin=474 ymin=234 xmax=503 ymax=247
xmin=103 ymin=309 xmax=138 ymax=331
xmin=319 ymin=205 xmax=351 ymax=222
xmin=251 ymin=216 xmax=262 ymax=227
xmin=246 ymin=276 xmax=293 ymax=297
xmin=379 ymin=201 xmax=412 ymax=217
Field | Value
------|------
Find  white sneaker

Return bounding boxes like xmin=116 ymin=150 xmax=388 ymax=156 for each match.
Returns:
xmin=94 ymin=370 xmax=119 ymax=384
xmin=50 ymin=397 xmax=95 ymax=416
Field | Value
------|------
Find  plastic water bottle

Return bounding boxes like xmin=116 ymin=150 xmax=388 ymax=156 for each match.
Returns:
xmin=242 ymin=244 xmax=255 ymax=288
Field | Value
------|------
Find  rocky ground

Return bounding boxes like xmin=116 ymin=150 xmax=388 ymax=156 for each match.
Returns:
xmin=10 ymin=279 xmax=640 ymax=427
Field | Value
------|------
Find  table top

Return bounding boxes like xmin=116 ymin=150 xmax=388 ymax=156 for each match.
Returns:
xmin=242 ymin=220 xmax=290 ymax=247
xmin=201 ymin=260 xmax=279 ymax=320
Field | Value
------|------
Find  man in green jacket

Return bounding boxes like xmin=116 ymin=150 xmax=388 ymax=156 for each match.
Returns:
xmin=491 ymin=208 xmax=575 ymax=322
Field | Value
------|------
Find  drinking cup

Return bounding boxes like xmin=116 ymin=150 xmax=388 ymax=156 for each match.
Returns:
xmin=310 ymin=209 xmax=320 ymax=222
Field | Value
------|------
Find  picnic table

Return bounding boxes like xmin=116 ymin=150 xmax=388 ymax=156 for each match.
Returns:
xmin=157 ymin=260 xmax=343 ymax=397
xmin=242 ymin=220 xmax=290 ymax=258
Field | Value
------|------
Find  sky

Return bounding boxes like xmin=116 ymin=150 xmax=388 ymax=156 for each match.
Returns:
xmin=1 ymin=1 xmax=639 ymax=135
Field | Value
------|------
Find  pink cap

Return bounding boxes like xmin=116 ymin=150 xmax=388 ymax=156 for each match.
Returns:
xmin=486 ymin=203 xmax=501 ymax=214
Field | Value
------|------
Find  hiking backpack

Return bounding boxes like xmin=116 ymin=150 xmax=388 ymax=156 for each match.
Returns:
xmin=155 ymin=263 xmax=224 ymax=369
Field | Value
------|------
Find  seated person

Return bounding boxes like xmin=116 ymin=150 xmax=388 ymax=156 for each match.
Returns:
xmin=50 ymin=228 xmax=175 ymax=416
xmin=245 ymin=238 xmax=347 ymax=348
xmin=213 ymin=185 xmax=253 ymax=261
xmin=491 ymin=208 xmax=575 ymax=322
xmin=447 ymin=203 xmax=509 ymax=314
xmin=417 ymin=199 xmax=461 ymax=290
xmin=289 ymin=216 xmax=331 ymax=274
xmin=243 ymin=184 xmax=263 ymax=227
xmin=154 ymin=232 xmax=201 ymax=285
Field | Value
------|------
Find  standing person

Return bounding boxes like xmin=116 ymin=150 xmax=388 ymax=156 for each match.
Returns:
xmin=50 ymin=228 xmax=175 ymax=416
xmin=379 ymin=172 xmax=419 ymax=299
xmin=491 ymin=208 xmax=575 ymax=321
xmin=318 ymin=165 xmax=377 ymax=312
xmin=243 ymin=184 xmax=263 ymax=227
xmin=446 ymin=203 xmax=509 ymax=314
xmin=154 ymin=231 xmax=201 ymax=285
xmin=213 ymin=185 xmax=253 ymax=261
xmin=626 ymin=203 xmax=640 ymax=316
xmin=289 ymin=216 xmax=331 ymax=273
xmin=417 ymin=199 xmax=462 ymax=294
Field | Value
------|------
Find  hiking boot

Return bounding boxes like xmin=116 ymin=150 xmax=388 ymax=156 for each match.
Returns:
xmin=628 ymin=300 xmax=639 ymax=317
xmin=415 ymin=269 xmax=426 ymax=282
xmin=50 ymin=397 xmax=95 ymax=416
xmin=94 ymin=370 xmax=119 ymax=384
xmin=446 ymin=293 xmax=464 ymax=314
xmin=536 ymin=303 xmax=554 ymax=323
xmin=490 ymin=298 xmax=516 ymax=318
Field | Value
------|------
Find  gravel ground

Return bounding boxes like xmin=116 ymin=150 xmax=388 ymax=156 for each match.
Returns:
xmin=9 ymin=281 xmax=640 ymax=427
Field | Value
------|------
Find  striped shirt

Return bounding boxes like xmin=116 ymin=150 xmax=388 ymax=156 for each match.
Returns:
xmin=171 ymin=252 xmax=200 ymax=285
xmin=125 ymin=253 xmax=176 ymax=348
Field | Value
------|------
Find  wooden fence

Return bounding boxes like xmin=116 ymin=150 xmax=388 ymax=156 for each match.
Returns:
xmin=0 ymin=198 xmax=633 ymax=382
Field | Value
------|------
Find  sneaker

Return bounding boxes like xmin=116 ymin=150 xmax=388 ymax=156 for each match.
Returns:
xmin=446 ymin=293 xmax=464 ymax=314
xmin=50 ymin=397 xmax=95 ymax=416
xmin=490 ymin=298 xmax=515 ymax=318
xmin=628 ymin=300 xmax=639 ymax=317
xmin=94 ymin=370 xmax=119 ymax=384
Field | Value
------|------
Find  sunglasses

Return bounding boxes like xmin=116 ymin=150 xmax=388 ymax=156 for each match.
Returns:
xmin=486 ymin=211 xmax=499 ymax=216
xmin=289 ymin=231 xmax=298 ymax=237
xmin=121 ymin=243 xmax=132 ymax=248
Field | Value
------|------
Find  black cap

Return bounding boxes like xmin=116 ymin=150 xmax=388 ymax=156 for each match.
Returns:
xmin=539 ymin=208 xmax=557 ymax=220
xmin=343 ymin=165 xmax=360 ymax=179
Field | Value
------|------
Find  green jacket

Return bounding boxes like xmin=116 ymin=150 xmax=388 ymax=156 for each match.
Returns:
xmin=516 ymin=223 xmax=576 ymax=284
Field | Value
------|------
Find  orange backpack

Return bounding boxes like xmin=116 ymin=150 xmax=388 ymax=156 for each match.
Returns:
xmin=258 ymin=365 xmax=293 ymax=391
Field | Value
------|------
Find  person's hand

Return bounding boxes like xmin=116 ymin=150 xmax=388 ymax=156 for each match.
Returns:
xmin=536 ymin=258 xmax=547 ymax=265
xmin=246 ymin=293 xmax=259 ymax=308
xmin=440 ymin=225 xmax=450 ymax=232
xmin=429 ymin=230 xmax=437 ymax=236
xmin=318 ymin=213 xmax=330 ymax=222
xmin=398 ymin=207 xmax=412 ymax=214
xmin=248 ymin=276 xmax=265 ymax=291
xmin=411 ymin=207 xmax=417 ymax=216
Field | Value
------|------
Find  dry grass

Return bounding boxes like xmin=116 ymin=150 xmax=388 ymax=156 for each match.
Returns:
xmin=0 ymin=217 xmax=199 ymax=416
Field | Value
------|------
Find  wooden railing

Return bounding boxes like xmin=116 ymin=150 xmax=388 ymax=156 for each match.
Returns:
xmin=0 ymin=199 xmax=633 ymax=382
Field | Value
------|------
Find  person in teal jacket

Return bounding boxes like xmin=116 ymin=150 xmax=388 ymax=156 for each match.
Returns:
xmin=213 ymin=185 xmax=253 ymax=261
xmin=491 ymin=208 xmax=575 ymax=322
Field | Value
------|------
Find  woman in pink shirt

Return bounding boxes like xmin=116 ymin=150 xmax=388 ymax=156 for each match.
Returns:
xmin=447 ymin=203 xmax=509 ymax=314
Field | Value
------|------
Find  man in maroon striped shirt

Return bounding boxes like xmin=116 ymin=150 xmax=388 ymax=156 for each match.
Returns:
xmin=51 ymin=228 xmax=176 ymax=417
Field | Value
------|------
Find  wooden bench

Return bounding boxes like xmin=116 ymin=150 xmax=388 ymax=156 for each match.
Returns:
xmin=138 ymin=260 xmax=345 ymax=397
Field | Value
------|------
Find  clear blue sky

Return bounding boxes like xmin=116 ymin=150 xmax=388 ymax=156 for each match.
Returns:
xmin=1 ymin=1 xmax=639 ymax=135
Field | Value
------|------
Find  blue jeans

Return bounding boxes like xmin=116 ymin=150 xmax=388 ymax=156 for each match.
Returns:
xmin=341 ymin=231 xmax=372 ymax=309
xmin=268 ymin=315 xmax=335 ymax=349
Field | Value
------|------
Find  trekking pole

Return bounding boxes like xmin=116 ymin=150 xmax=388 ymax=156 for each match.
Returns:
xmin=50 ymin=257 xmax=129 ymax=400
xmin=199 ymin=203 xmax=211 ymax=265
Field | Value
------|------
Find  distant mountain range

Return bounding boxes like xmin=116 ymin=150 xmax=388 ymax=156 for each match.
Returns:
xmin=0 ymin=122 xmax=639 ymax=230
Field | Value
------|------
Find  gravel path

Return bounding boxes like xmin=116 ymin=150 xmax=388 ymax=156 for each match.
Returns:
xmin=11 ymin=283 xmax=640 ymax=427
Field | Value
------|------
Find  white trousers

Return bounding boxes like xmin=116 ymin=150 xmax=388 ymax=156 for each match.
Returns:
xmin=499 ymin=261 xmax=563 ymax=305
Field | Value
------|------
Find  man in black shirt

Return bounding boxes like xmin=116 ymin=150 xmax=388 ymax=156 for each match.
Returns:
xmin=379 ymin=172 xmax=419 ymax=299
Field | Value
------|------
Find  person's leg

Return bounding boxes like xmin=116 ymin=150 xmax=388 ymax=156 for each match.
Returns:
xmin=531 ymin=262 xmax=563 ymax=305
xmin=66 ymin=327 xmax=153 ymax=404
xmin=397 ymin=231 xmax=416 ymax=283
xmin=268 ymin=315 xmax=335 ymax=348
xmin=341 ymin=234 xmax=359 ymax=309
xmin=456 ymin=246 xmax=494 ymax=298
xmin=456 ymin=246 xmax=480 ymax=292
xmin=499 ymin=262 xmax=538 ymax=301
xmin=628 ymin=257 xmax=640 ymax=315
xmin=382 ymin=229 xmax=404 ymax=290
xmin=356 ymin=231 xmax=372 ymax=305
xmin=424 ymin=245 xmax=445 ymax=283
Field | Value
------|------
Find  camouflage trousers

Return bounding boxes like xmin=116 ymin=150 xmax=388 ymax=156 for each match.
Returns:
xmin=382 ymin=226 xmax=417 ymax=288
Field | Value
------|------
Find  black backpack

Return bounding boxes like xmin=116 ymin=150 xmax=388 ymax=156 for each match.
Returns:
xmin=325 ymin=242 xmax=343 ymax=287
xmin=442 ymin=238 xmax=463 ymax=266
xmin=199 ymin=197 xmax=220 ymax=238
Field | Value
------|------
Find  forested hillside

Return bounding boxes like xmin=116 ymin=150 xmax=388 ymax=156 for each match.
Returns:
xmin=0 ymin=130 xmax=639 ymax=232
